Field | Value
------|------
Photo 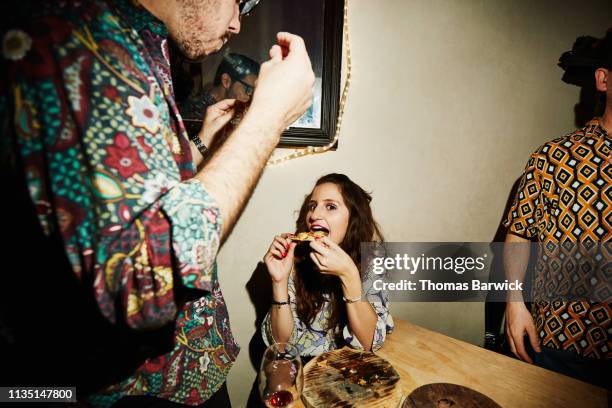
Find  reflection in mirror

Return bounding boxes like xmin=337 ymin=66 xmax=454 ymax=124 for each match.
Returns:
xmin=170 ymin=0 xmax=344 ymax=147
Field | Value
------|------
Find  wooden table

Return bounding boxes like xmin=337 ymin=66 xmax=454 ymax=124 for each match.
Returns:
xmin=297 ymin=318 xmax=608 ymax=407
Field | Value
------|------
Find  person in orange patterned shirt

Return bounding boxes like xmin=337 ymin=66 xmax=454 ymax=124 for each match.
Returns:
xmin=503 ymin=30 xmax=611 ymax=389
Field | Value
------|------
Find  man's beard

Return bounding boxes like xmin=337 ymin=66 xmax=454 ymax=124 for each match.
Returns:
xmin=175 ymin=35 xmax=206 ymax=61
xmin=172 ymin=0 xmax=223 ymax=61
xmin=172 ymin=30 xmax=231 ymax=62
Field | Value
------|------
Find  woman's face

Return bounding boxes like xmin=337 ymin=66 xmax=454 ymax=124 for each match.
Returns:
xmin=306 ymin=183 xmax=350 ymax=244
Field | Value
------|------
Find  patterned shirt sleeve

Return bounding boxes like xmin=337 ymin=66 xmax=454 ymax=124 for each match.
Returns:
xmin=2 ymin=12 xmax=221 ymax=330
xmin=503 ymin=149 xmax=546 ymax=239
xmin=344 ymin=266 xmax=395 ymax=351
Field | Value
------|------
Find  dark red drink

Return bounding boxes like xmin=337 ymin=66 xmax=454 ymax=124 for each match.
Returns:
xmin=266 ymin=390 xmax=294 ymax=407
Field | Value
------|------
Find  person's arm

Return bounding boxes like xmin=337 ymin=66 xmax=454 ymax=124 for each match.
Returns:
xmin=504 ymin=233 xmax=541 ymax=363
xmin=3 ymin=23 xmax=313 ymax=331
xmin=262 ymin=278 xmax=306 ymax=352
xmin=191 ymin=99 xmax=237 ymax=169
xmin=270 ymin=279 xmax=294 ymax=343
xmin=503 ymin=233 xmax=531 ymax=302
xmin=501 ymin=150 xmax=545 ymax=363
xmin=262 ymin=234 xmax=297 ymax=344
xmin=345 ymin=264 xmax=394 ymax=351
xmin=309 ymin=237 xmax=379 ymax=351
xmin=194 ymin=33 xmax=314 ymax=241
xmin=8 ymin=23 xmax=209 ymax=331
xmin=340 ymin=266 xmax=379 ymax=351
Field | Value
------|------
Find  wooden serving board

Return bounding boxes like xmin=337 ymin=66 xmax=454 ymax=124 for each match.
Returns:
xmin=302 ymin=348 xmax=402 ymax=408
xmin=403 ymin=383 xmax=502 ymax=408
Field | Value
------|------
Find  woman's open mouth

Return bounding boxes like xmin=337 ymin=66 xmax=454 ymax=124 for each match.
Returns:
xmin=310 ymin=225 xmax=330 ymax=235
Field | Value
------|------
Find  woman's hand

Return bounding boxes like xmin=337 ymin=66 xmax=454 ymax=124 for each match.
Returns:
xmin=198 ymin=99 xmax=236 ymax=146
xmin=264 ymin=234 xmax=296 ymax=283
xmin=309 ymin=236 xmax=359 ymax=281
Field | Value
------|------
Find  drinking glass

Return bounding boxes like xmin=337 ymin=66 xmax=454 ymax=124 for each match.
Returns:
xmin=258 ymin=342 xmax=303 ymax=408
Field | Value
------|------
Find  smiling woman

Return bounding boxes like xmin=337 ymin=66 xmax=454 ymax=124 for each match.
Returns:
xmin=261 ymin=173 xmax=394 ymax=358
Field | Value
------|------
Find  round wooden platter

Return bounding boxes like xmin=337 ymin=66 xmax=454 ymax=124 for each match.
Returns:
xmin=302 ymin=348 xmax=402 ymax=408
xmin=402 ymin=383 xmax=502 ymax=408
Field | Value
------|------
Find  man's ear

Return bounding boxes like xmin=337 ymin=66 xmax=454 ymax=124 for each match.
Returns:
xmin=594 ymin=68 xmax=609 ymax=92
xmin=221 ymin=73 xmax=232 ymax=90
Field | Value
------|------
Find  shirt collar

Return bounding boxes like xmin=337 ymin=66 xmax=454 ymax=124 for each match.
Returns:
xmin=585 ymin=117 xmax=610 ymax=141
xmin=112 ymin=0 xmax=168 ymax=38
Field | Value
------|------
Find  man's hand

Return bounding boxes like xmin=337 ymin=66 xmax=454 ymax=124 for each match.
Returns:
xmin=248 ymin=32 xmax=315 ymax=132
xmin=190 ymin=99 xmax=236 ymax=168
xmin=505 ymin=302 xmax=541 ymax=363
xmin=194 ymin=32 xmax=314 ymax=242
xmin=199 ymin=99 xmax=236 ymax=146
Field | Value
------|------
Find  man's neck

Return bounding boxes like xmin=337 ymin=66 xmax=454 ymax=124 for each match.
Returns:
xmin=599 ymin=108 xmax=612 ymax=135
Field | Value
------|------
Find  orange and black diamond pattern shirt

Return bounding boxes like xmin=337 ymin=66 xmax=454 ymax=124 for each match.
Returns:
xmin=504 ymin=118 xmax=611 ymax=359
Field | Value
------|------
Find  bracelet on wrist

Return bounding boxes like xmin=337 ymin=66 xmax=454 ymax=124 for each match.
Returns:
xmin=189 ymin=133 xmax=209 ymax=158
xmin=342 ymin=295 xmax=361 ymax=304
xmin=271 ymin=299 xmax=289 ymax=307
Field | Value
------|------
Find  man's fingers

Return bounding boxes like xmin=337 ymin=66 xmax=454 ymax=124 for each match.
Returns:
xmin=505 ymin=320 xmax=517 ymax=356
xmin=526 ymin=322 xmax=541 ymax=353
xmin=276 ymin=32 xmax=306 ymax=58
xmin=276 ymin=32 xmax=305 ymax=49
xmin=269 ymin=44 xmax=282 ymax=61
xmin=213 ymin=98 xmax=236 ymax=111
xmin=206 ymin=100 xmax=235 ymax=119
xmin=514 ymin=332 xmax=533 ymax=364
xmin=507 ymin=334 xmax=518 ymax=358
xmin=212 ymin=110 xmax=235 ymax=130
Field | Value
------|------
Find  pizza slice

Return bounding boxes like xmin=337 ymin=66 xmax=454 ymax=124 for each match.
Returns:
xmin=287 ymin=230 xmax=328 ymax=242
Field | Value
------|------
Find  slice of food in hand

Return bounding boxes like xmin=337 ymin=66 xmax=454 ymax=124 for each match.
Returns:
xmin=287 ymin=230 xmax=329 ymax=241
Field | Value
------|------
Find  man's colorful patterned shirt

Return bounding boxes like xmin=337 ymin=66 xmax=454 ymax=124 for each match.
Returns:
xmin=1 ymin=1 xmax=239 ymax=405
xmin=504 ymin=119 xmax=611 ymax=359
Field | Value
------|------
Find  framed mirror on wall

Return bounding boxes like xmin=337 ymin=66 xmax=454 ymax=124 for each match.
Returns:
xmin=170 ymin=0 xmax=344 ymax=148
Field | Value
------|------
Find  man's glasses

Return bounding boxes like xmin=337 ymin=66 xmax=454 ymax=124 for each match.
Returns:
xmin=235 ymin=78 xmax=254 ymax=96
xmin=239 ymin=0 xmax=260 ymax=16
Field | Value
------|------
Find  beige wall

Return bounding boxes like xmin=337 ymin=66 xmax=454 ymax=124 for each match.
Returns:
xmin=219 ymin=1 xmax=612 ymax=405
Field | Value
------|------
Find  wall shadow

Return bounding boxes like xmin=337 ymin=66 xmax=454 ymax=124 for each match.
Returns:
xmin=244 ymin=262 xmax=273 ymax=408
xmin=572 ymin=82 xmax=606 ymax=128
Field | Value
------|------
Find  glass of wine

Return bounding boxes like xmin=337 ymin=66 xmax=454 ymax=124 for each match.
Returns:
xmin=258 ymin=342 xmax=303 ymax=408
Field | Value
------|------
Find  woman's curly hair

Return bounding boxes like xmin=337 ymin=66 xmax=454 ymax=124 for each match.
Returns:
xmin=292 ymin=174 xmax=383 ymax=340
